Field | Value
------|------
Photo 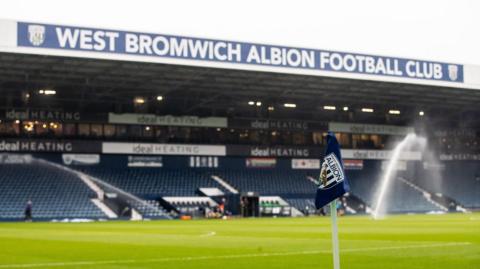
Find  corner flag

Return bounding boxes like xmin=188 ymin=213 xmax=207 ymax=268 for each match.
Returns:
xmin=315 ymin=132 xmax=349 ymax=269
xmin=315 ymin=132 xmax=350 ymax=209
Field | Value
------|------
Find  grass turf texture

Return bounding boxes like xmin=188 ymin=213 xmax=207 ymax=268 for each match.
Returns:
xmin=0 ymin=213 xmax=478 ymax=269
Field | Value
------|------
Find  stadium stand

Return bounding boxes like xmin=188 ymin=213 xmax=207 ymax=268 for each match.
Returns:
xmin=1 ymin=152 xmax=478 ymax=221
xmin=285 ymin=198 xmax=316 ymax=214
xmin=215 ymin=169 xmax=318 ymax=212
xmin=0 ymin=15 xmax=479 ymax=227
xmin=0 ymin=161 xmax=106 ymax=219
xmin=347 ymin=161 xmax=439 ymax=213
xmin=130 ymin=199 xmax=170 ymax=218
xmin=216 ymin=169 xmax=317 ymax=196
xmin=213 ymin=169 xmax=370 ymax=214
xmin=79 ymin=167 xmax=227 ymax=197
xmin=413 ymin=161 xmax=480 ymax=209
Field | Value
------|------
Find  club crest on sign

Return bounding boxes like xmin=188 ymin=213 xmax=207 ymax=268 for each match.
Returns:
xmin=448 ymin=65 xmax=458 ymax=81
xmin=28 ymin=25 xmax=45 ymax=46
xmin=319 ymin=153 xmax=345 ymax=189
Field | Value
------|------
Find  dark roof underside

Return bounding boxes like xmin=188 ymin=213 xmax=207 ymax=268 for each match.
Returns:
xmin=0 ymin=52 xmax=479 ymax=125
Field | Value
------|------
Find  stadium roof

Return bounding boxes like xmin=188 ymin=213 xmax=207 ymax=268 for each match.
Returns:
xmin=0 ymin=19 xmax=478 ymax=125
xmin=1 ymin=52 xmax=480 ymax=120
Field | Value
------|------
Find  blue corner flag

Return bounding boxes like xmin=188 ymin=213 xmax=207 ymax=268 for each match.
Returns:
xmin=315 ymin=132 xmax=350 ymax=209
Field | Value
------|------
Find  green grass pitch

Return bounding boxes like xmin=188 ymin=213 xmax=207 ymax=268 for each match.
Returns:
xmin=0 ymin=213 xmax=478 ymax=269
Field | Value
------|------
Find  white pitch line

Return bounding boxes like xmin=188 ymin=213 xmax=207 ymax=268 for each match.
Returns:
xmin=0 ymin=242 xmax=471 ymax=268
xmin=199 ymin=231 xmax=216 ymax=237
xmin=341 ymin=242 xmax=471 ymax=253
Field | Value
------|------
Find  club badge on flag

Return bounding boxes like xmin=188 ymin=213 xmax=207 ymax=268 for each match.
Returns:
xmin=315 ymin=132 xmax=350 ymax=209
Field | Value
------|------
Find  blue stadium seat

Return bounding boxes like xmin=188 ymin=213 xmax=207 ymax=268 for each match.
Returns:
xmin=79 ymin=167 xmax=228 ymax=197
xmin=216 ymin=169 xmax=317 ymax=196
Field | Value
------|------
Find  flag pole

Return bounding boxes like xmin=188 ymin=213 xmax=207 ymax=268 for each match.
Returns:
xmin=330 ymin=199 xmax=340 ymax=269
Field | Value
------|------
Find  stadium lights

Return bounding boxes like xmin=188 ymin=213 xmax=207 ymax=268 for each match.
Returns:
xmin=361 ymin=108 xmax=374 ymax=113
xmin=248 ymin=101 xmax=262 ymax=106
xmin=388 ymin=110 xmax=401 ymax=115
xmin=156 ymin=95 xmax=163 ymax=101
xmin=23 ymin=122 xmax=34 ymax=132
xmin=38 ymin=89 xmax=56 ymax=95
xmin=419 ymin=111 xmax=425 ymax=116
xmin=343 ymin=106 xmax=349 ymax=111
xmin=323 ymin=105 xmax=336 ymax=110
xmin=134 ymin=97 xmax=145 ymax=104
xmin=48 ymin=122 xmax=59 ymax=129
xmin=284 ymin=103 xmax=296 ymax=108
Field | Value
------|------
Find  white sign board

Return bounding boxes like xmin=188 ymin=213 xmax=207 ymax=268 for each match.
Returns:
xmin=341 ymin=149 xmax=421 ymax=160
xmin=102 ymin=142 xmax=226 ymax=156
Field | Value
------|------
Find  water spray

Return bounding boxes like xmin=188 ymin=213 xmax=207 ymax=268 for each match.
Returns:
xmin=372 ymin=133 xmax=426 ymax=219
